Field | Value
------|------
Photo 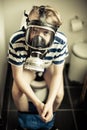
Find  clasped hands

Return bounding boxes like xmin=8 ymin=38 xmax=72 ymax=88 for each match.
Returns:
xmin=36 ymin=102 xmax=53 ymax=123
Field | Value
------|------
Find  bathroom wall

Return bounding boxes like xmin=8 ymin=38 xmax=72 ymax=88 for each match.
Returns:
xmin=0 ymin=0 xmax=87 ymax=117
xmin=3 ymin=0 xmax=87 ymax=61
xmin=0 ymin=1 xmax=7 ymax=117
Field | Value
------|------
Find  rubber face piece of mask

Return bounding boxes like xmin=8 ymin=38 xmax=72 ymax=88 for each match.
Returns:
xmin=25 ymin=25 xmax=55 ymax=50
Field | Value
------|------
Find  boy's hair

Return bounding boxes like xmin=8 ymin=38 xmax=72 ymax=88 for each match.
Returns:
xmin=28 ymin=5 xmax=62 ymax=28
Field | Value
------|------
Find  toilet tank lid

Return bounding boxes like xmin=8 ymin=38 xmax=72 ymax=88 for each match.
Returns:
xmin=72 ymin=43 xmax=87 ymax=59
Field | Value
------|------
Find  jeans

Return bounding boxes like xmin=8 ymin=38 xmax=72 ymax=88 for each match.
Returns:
xmin=18 ymin=102 xmax=55 ymax=130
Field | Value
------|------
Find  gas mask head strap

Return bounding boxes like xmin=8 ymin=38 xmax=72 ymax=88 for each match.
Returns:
xmin=38 ymin=5 xmax=58 ymax=32
xmin=24 ymin=6 xmax=59 ymax=32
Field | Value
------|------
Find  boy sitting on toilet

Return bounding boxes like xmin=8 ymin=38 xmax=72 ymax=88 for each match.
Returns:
xmin=8 ymin=5 xmax=68 ymax=129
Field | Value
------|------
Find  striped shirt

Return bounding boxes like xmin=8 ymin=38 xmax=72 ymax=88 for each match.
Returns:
xmin=7 ymin=27 xmax=68 ymax=66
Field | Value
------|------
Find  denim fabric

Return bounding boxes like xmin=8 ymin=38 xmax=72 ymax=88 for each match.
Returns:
xmin=18 ymin=102 xmax=55 ymax=130
xmin=18 ymin=112 xmax=55 ymax=130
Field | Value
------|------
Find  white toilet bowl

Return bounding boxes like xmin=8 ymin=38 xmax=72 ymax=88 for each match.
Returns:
xmin=30 ymin=80 xmax=48 ymax=102
xmin=68 ymin=42 xmax=87 ymax=83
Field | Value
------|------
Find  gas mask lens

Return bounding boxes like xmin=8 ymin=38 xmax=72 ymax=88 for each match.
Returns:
xmin=24 ymin=25 xmax=55 ymax=72
xmin=26 ymin=26 xmax=55 ymax=50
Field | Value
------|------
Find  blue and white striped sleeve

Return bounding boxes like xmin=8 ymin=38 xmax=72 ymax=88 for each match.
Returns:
xmin=53 ymin=32 xmax=69 ymax=65
xmin=7 ymin=31 xmax=27 ymax=66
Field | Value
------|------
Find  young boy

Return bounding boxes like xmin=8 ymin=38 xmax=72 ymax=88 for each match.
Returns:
xmin=8 ymin=5 xmax=68 ymax=129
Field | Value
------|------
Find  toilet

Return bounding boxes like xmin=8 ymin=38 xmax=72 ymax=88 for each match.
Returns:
xmin=30 ymin=79 xmax=48 ymax=102
xmin=68 ymin=42 xmax=87 ymax=84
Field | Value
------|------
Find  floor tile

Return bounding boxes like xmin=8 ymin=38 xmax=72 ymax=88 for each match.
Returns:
xmin=74 ymin=110 xmax=87 ymax=130
xmin=55 ymin=111 xmax=76 ymax=130
xmin=69 ymin=87 xmax=87 ymax=110
xmin=59 ymin=88 xmax=71 ymax=109
xmin=6 ymin=111 xmax=19 ymax=130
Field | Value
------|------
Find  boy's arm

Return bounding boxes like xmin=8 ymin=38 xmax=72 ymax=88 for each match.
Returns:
xmin=42 ymin=63 xmax=64 ymax=122
xmin=11 ymin=64 xmax=44 ymax=115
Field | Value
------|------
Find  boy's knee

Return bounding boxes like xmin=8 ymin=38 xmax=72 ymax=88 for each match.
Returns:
xmin=55 ymin=91 xmax=64 ymax=104
xmin=12 ymin=83 xmax=23 ymax=100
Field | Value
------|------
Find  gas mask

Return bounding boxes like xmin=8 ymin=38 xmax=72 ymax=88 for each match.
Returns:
xmin=24 ymin=20 xmax=57 ymax=72
xmin=24 ymin=6 xmax=58 ymax=72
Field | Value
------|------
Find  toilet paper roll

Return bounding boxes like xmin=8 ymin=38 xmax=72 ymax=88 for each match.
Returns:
xmin=71 ymin=19 xmax=83 ymax=32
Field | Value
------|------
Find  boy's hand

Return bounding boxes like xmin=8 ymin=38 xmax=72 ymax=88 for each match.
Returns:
xmin=36 ymin=102 xmax=44 ymax=117
xmin=41 ymin=103 xmax=53 ymax=122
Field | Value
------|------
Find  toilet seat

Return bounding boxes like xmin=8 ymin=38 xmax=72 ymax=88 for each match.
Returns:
xmin=72 ymin=43 xmax=87 ymax=59
xmin=31 ymin=80 xmax=46 ymax=88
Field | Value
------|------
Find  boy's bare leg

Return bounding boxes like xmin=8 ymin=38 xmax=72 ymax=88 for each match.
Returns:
xmin=53 ymin=78 xmax=64 ymax=111
xmin=44 ymin=66 xmax=64 ymax=112
xmin=12 ymin=82 xmax=29 ymax=111
xmin=12 ymin=70 xmax=35 ymax=112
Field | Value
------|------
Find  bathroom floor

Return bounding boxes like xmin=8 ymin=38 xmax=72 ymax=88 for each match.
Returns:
xmin=0 ymin=64 xmax=87 ymax=130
